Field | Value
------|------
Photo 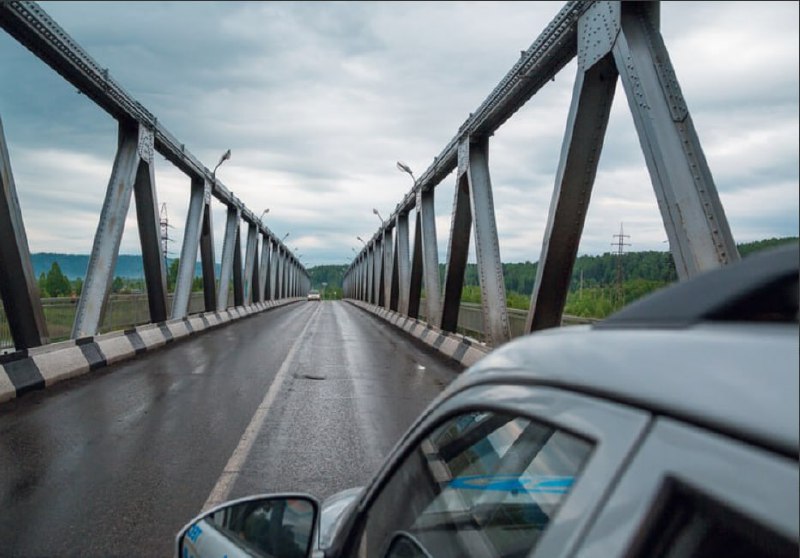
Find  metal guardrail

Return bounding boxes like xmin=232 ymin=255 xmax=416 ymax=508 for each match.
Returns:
xmin=417 ymin=301 xmax=596 ymax=344
xmin=0 ymin=292 xmax=228 ymax=351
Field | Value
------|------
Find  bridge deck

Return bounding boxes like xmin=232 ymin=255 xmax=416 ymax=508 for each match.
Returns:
xmin=0 ymin=301 xmax=461 ymax=557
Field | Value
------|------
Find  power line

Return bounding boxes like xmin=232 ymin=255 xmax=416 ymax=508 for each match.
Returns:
xmin=612 ymin=223 xmax=631 ymax=306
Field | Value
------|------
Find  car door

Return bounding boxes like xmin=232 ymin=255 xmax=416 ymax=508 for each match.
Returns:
xmin=333 ymin=382 xmax=651 ymax=558
xmin=572 ymin=417 xmax=799 ymax=557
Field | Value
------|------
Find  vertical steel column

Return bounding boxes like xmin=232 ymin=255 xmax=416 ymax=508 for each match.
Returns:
xmin=382 ymin=227 xmax=393 ymax=310
xmin=527 ymin=7 xmax=619 ymax=332
xmin=258 ymin=235 xmax=270 ymax=302
xmin=462 ymin=137 xmax=511 ymax=346
xmin=199 ymin=190 xmax=216 ymax=312
xmin=407 ymin=211 xmax=423 ymax=319
xmin=374 ymin=239 xmax=383 ymax=306
xmin=418 ymin=189 xmax=441 ymax=325
xmin=217 ymin=205 xmax=240 ymax=311
xmin=232 ymin=226 xmax=244 ymax=306
xmin=394 ymin=212 xmax=411 ymax=315
xmin=133 ymin=127 xmax=168 ymax=326
xmin=243 ymin=222 xmax=258 ymax=304
xmin=0 ymin=115 xmax=48 ymax=348
xmin=74 ymin=123 xmax=152 ymax=338
xmin=440 ymin=166 xmax=472 ymax=333
xmin=366 ymin=246 xmax=373 ymax=303
xmin=613 ymin=2 xmax=738 ymax=278
xmin=273 ymin=247 xmax=283 ymax=299
xmin=172 ymin=176 xmax=206 ymax=319
xmin=267 ymin=243 xmax=280 ymax=300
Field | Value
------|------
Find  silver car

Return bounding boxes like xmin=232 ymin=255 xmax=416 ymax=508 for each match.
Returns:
xmin=178 ymin=244 xmax=799 ymax=558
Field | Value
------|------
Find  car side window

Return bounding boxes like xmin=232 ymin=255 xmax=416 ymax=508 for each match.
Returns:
xmin=357 ymin=411 xmax=593 ymax=558
xmin=632 ymin=479 xmax=797 ymax=558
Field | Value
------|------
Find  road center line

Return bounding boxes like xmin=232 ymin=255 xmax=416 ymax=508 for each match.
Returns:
xmin=203 ymin=302 xmax=323 ymax=511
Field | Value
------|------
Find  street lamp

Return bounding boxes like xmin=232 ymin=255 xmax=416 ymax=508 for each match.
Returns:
xmin=259 ymin=209 xmax=270 ymax=221
xmin=372 ymin=208 xmax=385 ymax=225
xmin=396 ymin=161 xmax=415 ymax=183
xmin=356 ymin=236 xmax=366 ymax=246
xmin=281 ymin=233 xmax=290 ymax=242
xmin=211 ymin=149 xmax=231 ymax=183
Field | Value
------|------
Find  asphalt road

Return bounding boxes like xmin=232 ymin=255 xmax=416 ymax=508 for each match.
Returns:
xmin=0 ymin=301 xmax=462 ymax=557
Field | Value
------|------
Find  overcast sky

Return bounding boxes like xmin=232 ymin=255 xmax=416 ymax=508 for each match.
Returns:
xmin=0 ymin=1 xmax=797 ymax=268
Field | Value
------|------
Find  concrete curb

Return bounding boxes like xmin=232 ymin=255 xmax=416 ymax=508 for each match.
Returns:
xmin=0 ymin=298 xmax=304 ymax=405
xmin=345 ymin=299 xmax=490 ymax=369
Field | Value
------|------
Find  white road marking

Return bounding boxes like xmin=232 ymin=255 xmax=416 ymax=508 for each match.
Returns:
xmin=203 ymin=303 xmax=323 ymax=511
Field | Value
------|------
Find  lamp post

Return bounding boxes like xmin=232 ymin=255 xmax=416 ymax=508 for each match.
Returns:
xmin=356 ymin=236 xmax=366 ymax=246
xmin=259 ymin=208 xmax=270 ymax=222
xmin=396 ymin=161 xmax=415 ymax=184
xmin=372 ymin=208 xmax=385 ymax=225
xmin=281 ymin=233 xmax=289 ymax=242
xmin=211 ymin=149 xmax=231 ymax=183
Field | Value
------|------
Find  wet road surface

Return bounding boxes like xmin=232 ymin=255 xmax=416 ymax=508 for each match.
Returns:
xmin=0 ymin=301 xmax=462 ymax=557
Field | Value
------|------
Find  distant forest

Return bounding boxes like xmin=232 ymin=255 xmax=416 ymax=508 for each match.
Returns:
xmin=31 ymin=236 xmax=797 ymax=316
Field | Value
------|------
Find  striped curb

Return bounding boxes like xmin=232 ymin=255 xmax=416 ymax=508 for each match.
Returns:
xmin=345 ymin=299 xmax=490 ymax=368
xmin=0 ymin=298 xmax=304 ymax=405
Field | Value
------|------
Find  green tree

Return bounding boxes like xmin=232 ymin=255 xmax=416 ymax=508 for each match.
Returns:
xmin=38 ymin=271 xmax=49 ymax=298
xmin=46 ymin=262 xmax=71 ymax=297
xmin=73 ymin=277 xmax=83 ymax=297
xmin=111 ymin=276 xmax=124 ymax=294
xmin=167 ymin=258 xmax=180 ymax=292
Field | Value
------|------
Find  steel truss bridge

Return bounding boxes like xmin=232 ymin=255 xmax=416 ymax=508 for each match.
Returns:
xmin=1 ymin=2 xmax=738 ymax=358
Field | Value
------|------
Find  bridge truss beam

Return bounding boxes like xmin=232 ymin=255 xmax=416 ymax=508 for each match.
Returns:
xmin=345 ymin=0 xmax=739 ymax=347
xmin=0 ymin=1 xmax=309 ymax=345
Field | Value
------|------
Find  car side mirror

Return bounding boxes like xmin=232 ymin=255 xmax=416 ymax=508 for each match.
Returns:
xmin=176 ymin=494 xmax=319 ymax=558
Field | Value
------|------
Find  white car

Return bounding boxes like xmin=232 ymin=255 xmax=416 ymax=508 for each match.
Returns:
xmin=179 ymin=244 xmax=799 ymax=558
xmin=307 ymin=290 xmax=321 ymax=301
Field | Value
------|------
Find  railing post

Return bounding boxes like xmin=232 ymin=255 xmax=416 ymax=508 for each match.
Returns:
xmin=217 ymin=205 xmax=240 ymax=311
xmin=440 ymin=156 xmax=472 ymax=334
xmin=418 ymin=189 xmax=441 ymax=325
xmin=199 ymin=189 xmax=216 ymax=312
xmin=243 ymin=221 xmax=258 ymax=304
xmin=258 ymin=235 xmax=270 ymax=302
xmin=462 ymin=136 xmax=511 ymax=346
xmin=407 ymin=211 xmax=423 ymax=319
xmin=0 ymin=115 xmax=48 ymax=348
xmin=172 ymin=176 xmax=206 ymax=319
xmin=382 ymin=227 xmax=393 ymax=310
xmin=132 ymin=126 xmax=169 ymax=326
xmin=232 ymin=224 xmax=244 ymax=306
xmin=391 ymin=212 xmax=410 ymax=313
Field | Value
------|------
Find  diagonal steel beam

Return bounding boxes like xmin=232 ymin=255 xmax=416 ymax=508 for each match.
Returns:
xmin=440 ymin=173 xmax=472 ymax=333
xmin=462 ymin=137 xmax=511 ymax=346
xmin=172 ymin=177 xmax=205 ymax=320
xmin=527 ymin=3 xmax=620 ymax=332
xmin=0 ymin=115 xmax=48 ymax=349
xmin=73 ymin=124 xmax=147 ymax=338
xmin=613 ymin=2 xmax=739 ymax=278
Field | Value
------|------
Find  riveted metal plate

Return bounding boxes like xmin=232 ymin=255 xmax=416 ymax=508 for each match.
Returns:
xmin=137 ymin=125 xmax=154 ymax=163
xmin=578 ymin=1 xmax=620 ymax=71
xmin=457 ymin=139 xmax=469 ymax=178
xmin=203 ymin=180 xmax=212 ymax=204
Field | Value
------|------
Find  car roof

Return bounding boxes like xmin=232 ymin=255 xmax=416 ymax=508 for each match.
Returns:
xmin=457 ymin=245 xmax=799 ymax=457
xmin=461 ymin=323 xmax=798 ymax=457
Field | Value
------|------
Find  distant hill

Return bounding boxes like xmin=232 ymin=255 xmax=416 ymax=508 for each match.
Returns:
xmin=31 ymin=236 xmax=797 ymax=286
xmin=30 ymin=253 xmax=217 ymax=279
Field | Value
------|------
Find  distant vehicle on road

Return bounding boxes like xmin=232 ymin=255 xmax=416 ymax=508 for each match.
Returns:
xmin=307 ymin=290 xmax=321 ymax=301
xmin=178 ymin=244 xmax=799 ymax=558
